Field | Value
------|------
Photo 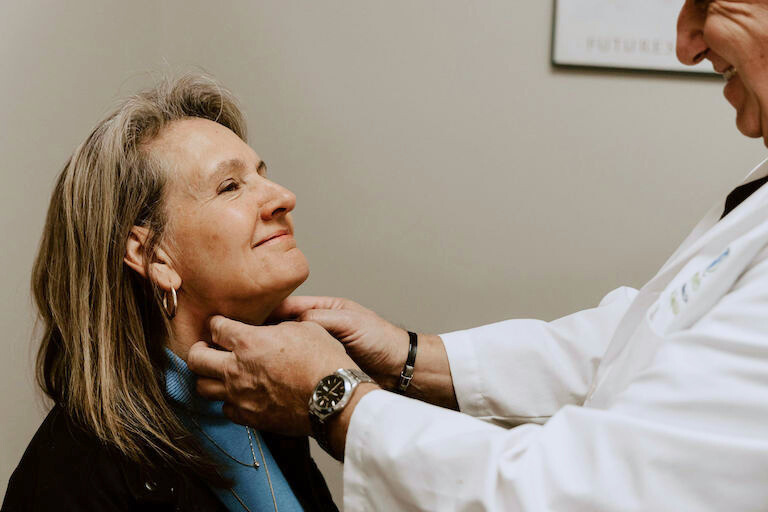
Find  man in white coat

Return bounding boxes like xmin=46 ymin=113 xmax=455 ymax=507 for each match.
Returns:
xmin=188 ymin=1 xmax=768 ymax=510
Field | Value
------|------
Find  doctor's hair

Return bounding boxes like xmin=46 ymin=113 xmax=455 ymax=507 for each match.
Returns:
xmin=31 ymin=72 xmax=246 ymax=484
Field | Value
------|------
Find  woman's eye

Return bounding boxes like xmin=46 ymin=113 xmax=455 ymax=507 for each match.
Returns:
xmin=218 ymin=181 xmax=240 ymax=194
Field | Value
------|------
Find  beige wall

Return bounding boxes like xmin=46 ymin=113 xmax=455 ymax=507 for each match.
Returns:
xmin=2 ymin=0 xmax=765 ymax=505
xmin=0 ymin=0 xmax=164 ymax=500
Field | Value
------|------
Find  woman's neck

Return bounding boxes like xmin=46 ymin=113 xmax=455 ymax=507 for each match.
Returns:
xmin=167 ymin=303 xmax=211 ymax=361
xmin=165 ymin=296 xmax=276 ymax=361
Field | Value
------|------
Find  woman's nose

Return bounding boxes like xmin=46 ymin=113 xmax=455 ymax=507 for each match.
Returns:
xmin=676 ymin=1 xmax=708 ymax=66
xmin=259 ymin=180 xmax=297 ymax=221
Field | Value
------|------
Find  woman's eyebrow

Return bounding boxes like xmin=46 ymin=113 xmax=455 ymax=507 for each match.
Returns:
xmin=210 ymin=158 xmax=267 ymax=181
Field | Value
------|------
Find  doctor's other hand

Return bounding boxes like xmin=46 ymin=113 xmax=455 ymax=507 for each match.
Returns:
xmin=267 ymin=296 xmax=410 ymax=391
xmin=268 ymin=296 xmax=459 ymax=410
xmin=188 ymin=315 xmax=373 ymax=437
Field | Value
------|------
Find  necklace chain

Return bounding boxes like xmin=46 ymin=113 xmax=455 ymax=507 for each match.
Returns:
xmin=191 ymin=419 xmax=278 ymax=512
xmin=252 ymin=428 xmax=279 ymax=512
xmin=196 ymin=424 xmax=260 ymax=469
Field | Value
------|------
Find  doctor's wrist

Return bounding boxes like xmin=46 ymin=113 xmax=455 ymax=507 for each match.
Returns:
xmin=326 ymin=382 xmax=380 ymax=461
xmin=399 ymin=333 xmax=460 ymax=411
xmin=378 ymin=328 xmax=412 ymax=392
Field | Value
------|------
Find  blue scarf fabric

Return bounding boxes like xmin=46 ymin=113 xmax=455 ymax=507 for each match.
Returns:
xmin=164 ymin=348 xmax=304 ymax=511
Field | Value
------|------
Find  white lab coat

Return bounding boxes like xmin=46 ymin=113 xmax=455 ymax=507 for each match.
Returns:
xmin=343 ymin=158 xmax=768 ymax=511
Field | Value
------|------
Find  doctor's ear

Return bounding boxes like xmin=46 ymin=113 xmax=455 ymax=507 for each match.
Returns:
xmin=124 ymin=226 xmax=181 ymax=293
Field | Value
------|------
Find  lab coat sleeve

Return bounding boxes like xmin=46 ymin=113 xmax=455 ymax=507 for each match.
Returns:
xmin=440 ymin=286 xmax=638 ymax=424
xmin=343 ymin=252 xmax=768 ymax=511
xmin=343 ymin=392 xmax=768 ymax=512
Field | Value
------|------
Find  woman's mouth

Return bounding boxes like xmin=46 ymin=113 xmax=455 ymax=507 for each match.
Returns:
xmin=254 ymin=230 xmax=292 ymax=248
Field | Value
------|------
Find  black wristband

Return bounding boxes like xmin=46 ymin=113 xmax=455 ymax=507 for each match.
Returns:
xmin=395 ymin=331 xmax=418 ymax=394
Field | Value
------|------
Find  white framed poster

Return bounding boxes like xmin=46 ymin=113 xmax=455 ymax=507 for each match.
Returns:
xmin=552 ymin=0 xmax=714 ymax=75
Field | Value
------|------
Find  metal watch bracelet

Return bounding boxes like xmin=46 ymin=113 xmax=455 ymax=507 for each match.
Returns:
xmin=309 ymin=368 xmax=374 ymax=454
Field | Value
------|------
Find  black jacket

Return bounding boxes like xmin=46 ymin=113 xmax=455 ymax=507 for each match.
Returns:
xmin=2 ymin=406 xmax=338 ymax=511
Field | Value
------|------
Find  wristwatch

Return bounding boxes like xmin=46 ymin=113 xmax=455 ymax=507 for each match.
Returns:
xmin=308 ymin=368 xmax=374 ymax=453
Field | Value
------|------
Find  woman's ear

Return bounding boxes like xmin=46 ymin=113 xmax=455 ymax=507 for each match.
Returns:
xmin=124 ymin=226 xmax=181 ymax=292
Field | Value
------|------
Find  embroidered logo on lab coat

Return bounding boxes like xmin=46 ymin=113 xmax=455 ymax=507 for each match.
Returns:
xmin=669 ymin=248 xmax=730 ymax=315
xmin=705 ymin=247 xmax=730 ymax=274
xmin=648 ymin=246 xmax=732 ymax=335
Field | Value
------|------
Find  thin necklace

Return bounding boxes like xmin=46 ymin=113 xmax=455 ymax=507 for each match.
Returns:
xmin=195 ymin=423 xmax=260 ymax=469
xmin=253 ymin=429 xmax=279 ymax=512
xmin=191 ymin=420 xmax=278 ymax=512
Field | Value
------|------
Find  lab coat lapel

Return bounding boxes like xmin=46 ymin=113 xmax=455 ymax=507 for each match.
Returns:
xmin=587 ymin=158 xmax=768 ymax=406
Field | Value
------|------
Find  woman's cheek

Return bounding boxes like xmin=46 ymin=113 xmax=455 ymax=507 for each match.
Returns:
xmin=176 ymin=224 xmax=231 ymax=276
xmin=201 ymin=227 xmax=224 ymax=253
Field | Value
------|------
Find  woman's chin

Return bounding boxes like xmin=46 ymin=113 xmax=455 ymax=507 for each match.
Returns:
xmin=204 ymin=262 xmax=310 ymax=326
xmin=288 ymin=248 xmax=310 ymax=286
xmin=262 ymin=248 xmax=310 ymax=292
xmin=264 ymin=254 xmax=310 ymax=306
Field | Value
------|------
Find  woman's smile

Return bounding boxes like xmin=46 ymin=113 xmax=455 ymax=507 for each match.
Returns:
xmin=253 ymin=229 xmax=293 ymax=248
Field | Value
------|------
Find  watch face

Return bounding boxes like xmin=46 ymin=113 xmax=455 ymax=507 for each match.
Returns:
xmin=315 ymin=375 xmax=346 ymax=410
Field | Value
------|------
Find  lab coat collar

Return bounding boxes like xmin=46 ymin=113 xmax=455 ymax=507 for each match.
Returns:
xmin=739 ymin=155 xmax=768 ymax=183
xmin=652 ymin=156 xmax=768 ymax=285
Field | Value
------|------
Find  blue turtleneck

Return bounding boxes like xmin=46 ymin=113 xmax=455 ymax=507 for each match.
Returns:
xmin=164 ymin=348 xmax=304 ymax=511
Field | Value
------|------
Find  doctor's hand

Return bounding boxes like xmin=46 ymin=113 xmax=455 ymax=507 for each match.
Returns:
xmin=267 ymin=296 xmax=410 ymax=391
xmin=268 ymin=296 xmax=459 ymax=410
xmin=188 ymin=315 xmax=378 ymax=442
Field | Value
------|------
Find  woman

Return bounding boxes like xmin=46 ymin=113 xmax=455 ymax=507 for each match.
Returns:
xmin=1 ymin=73 xmax=336 ymax=511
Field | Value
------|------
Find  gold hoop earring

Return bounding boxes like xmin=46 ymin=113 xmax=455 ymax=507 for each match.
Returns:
xmin=162 ymin=287 xmax=178 ymax=319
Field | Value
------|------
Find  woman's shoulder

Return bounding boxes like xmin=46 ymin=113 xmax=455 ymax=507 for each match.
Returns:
xmin=17 ymin=404 xmax=103 ymax=462
xmin=2 ymin=405 xmax=140 ymax=511
xmin=1 ymin=405 xmax=226 ymax=512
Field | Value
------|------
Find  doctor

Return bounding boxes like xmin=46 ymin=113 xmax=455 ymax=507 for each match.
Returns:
xmin=188 ymin=1 xmax=768 ymax=510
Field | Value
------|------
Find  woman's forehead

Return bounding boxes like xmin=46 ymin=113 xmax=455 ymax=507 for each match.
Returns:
xmin=150 ymin=118 xmax=258 ymax=186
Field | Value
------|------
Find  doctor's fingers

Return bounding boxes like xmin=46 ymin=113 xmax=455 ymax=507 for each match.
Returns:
xmin=208 ymin=315 xmax=265 ymax=351
xmin=188 ymin=341 xmax=237 ymax=380
xmin=266 ymin=296 xmax=367 ymax=323
xmin=298 ymin=308 xmax=362 ymax=341
xmin=196 ymin=377 xmax=228 ymax=401
xmin=221 ymin=403 xmax=249 ymax=427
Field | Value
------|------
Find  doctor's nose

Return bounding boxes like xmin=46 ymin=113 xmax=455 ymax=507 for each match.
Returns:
xmin=676 ymin=1 xmax=708 ymax=66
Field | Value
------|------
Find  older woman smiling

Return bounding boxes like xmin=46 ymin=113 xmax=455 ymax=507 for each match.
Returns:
xmin=2 ymin=74 xmax=335 ymax=511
